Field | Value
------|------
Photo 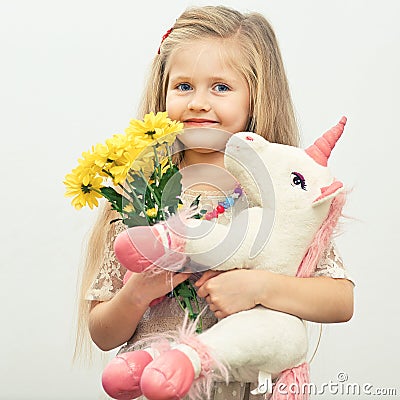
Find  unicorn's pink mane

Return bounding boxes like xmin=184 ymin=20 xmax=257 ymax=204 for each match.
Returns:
xmin=296 ymin=191 xmax=346 ymax=278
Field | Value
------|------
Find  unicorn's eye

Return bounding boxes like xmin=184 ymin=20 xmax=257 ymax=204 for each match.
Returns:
xmin=291 ymin=172 xmax=307 ymax=190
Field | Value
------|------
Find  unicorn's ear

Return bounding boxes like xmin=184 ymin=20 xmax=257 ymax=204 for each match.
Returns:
xmin=234 ymin=131 xmax=270 ymax=144
xmin=312 ymin=181 xmax=344 ymax=207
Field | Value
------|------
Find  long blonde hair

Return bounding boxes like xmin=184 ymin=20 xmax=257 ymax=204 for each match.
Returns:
xmin=74 ymin=205 xmax=119 ymax=362
xmin=140 ymin=5 xmax=299 ymax=146
xmin=75 ymin=5 xmax=299 ymax=360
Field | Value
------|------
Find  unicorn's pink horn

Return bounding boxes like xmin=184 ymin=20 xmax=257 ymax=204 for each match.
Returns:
xmin=305 ymin=116 xmax=347 ymax=166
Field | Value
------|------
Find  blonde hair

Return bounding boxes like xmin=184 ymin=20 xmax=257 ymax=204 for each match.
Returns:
xmin=75 ymin=5 xmax=299 ymax=360
xmin=140 ymin=5 xmax=299 ymax=146
xmin=74 ymin=205 xmax=119 ymax=362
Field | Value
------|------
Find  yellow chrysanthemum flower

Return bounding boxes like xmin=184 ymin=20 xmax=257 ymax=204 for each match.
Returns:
xmin=130 ymin=147 xmax=155 ymax=175
xmin=158 ymin=120 xmax=184 ymax=145
xmin=85 ymin=143 xmax=110 ymax=173
xmin=65 ymin=112 xmax=182 ymax=214
xmin=105 ymin=134 xmax=128 ymax=157
xmin=125 ymin=112 xmax=183 ymax=146
xmin=96 ymin=134 xmax=147 ymax=184
xmin=75 ymin=146 xmax=106 ymax=181
xmin=146 ymin=207 xmax=158 ymax=218
xmin=64 ymin=166 xmax=103 ymax=210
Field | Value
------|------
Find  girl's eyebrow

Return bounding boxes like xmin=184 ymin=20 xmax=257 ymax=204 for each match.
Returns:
xmin=168 ymin=75 xmax=193 ymax=87
xmin=169 ymin=75 xmax=239 ymax=84
xmin=169 ymin=75 xmax=191 ymax=82
xmin=209 ymin=76 xmax=238 ymax=83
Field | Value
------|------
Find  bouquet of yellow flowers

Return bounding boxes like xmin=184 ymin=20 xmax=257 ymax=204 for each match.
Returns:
xmin=64 ymin=112 xmax=184 ymax=223
xmin=64 ymin=112 xmax=202 ymax=331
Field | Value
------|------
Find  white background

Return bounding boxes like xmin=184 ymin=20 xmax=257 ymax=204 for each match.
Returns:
xmin=1 ymin=0 xmax=399 ymax=399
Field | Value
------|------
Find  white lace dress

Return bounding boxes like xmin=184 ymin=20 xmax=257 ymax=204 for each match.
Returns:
xmin=87 ymin=189 xmax=352 ymax=400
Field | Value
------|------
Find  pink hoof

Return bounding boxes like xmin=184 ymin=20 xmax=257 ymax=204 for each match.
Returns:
xmin=114 ymin=226 xmax=168 ymax=273
xmin=140 ymin=349 xmax=195 ymax=400
xmin=102 ymin=350 xmax=153 ymax=400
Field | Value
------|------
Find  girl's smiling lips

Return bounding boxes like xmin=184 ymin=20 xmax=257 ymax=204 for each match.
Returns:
xmin=184 ymin=118 xmax=219 ymax=127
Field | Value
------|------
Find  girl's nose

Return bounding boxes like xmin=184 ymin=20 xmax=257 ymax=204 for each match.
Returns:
xmin=187 ymin=91 xmax=211 ymax=112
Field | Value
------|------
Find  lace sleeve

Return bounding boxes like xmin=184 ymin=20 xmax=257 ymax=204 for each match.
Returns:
xmin=314 ymin=241 xmax=354 ymax=283
xmin=85 ymin=221 xmax=127 ymax=301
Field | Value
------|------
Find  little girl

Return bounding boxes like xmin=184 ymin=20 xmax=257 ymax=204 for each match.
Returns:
xmin=76 ymin=5 xmax=354 ymax=400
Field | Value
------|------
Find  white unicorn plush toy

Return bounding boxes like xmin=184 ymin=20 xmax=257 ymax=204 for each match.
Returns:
xmin=102 ymin=117 xmax=347 ymax=400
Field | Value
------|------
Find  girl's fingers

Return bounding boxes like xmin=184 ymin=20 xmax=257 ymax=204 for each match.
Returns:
xmin=172 ymin=272 xmax=192 ymax=286
xmin=194 ymin=270 xmax=222 ymax=287
xmin=196 ymin=284 xmax=209 ymax=298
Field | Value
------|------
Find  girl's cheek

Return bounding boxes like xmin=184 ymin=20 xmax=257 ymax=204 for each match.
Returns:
xmin=166 ymin=96 xmax=183 ymax=119
xmin=165 ymin=93 xmax=174 ymax=110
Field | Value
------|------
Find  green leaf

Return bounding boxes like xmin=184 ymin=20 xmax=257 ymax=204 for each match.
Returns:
xmin=146 ymin=183 xmax=161 ymax=205
xmin=129 ymin=173 xmax=147 ymax=194
xmin=159 ymin=169 xmax=182 ymax=210
xmin=177 ymin=284 xmax=192 ymax=298
xmin=100 ymin=187 xmax=123 ymax=209
xmin=123 ymin=214 xmax=149 ymax=227
xmin=143 ymin=191 xmax=156 ymax=210
xmin=172 ymin=280 xmax=203 ymax=332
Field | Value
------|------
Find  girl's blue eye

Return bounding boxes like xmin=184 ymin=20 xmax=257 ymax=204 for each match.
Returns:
xmin=177 ymin=83 xmax=192 ymax=91
xmin=214 ymin=84 xmax=230 ymax=92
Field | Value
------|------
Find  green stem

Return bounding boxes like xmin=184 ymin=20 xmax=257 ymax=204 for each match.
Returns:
xmin=117 ymin=183 xmax=134 ymax=199
xmin=190 ymin=283 xmax=202 ymax=332
xmin=126 ymin=178 xmax=144 ymax=211
xmin=173 ymin=288 xmax=187 ymax=314
xmin=101 ymin=169 xmax=132 ymax=198
xmin=172 ymin=281 xmax=203 ymax=333
xmin=138 ymin=170 xmax=161 ymax=208
xmin=124 ymin=178 xmax=136 ymax=198
xmin=166 ymin=145 xmax=174 ymax=170
xmin=91 ymin=188 xmax=126 ymax=213
xmin=153 ymin=145 xmax=161 ymax=183
xmin=126 ymin=171 xmax=152 ymax=223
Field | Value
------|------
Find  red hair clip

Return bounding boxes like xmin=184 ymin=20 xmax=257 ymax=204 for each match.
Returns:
xmin=157 ymin=27 xmax=173 ymax=54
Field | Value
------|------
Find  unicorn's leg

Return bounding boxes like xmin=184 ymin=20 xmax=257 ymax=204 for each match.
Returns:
xmin=140 ymin=345 xmax=200 ymax=400
xmin=139 ymin=308 xmax=308 ymax=400
xmin=102 ymin=350 xmax=154 ymax=400
xmin=114 ymin=225 xmax=171 ymax=272
xmin=198 ymin=307 xmax=308 ymax=380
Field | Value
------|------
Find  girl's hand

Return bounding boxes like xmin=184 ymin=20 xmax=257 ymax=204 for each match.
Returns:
xmin=196 ymin=269 xmax=354 ymax=323
xmin=123 ymin=270 xmax=190 ymax=308
xmin=195 ymin=269 xmax=268 ymax=319
xmin=89 ymin=270 xmax=190 ymax=351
